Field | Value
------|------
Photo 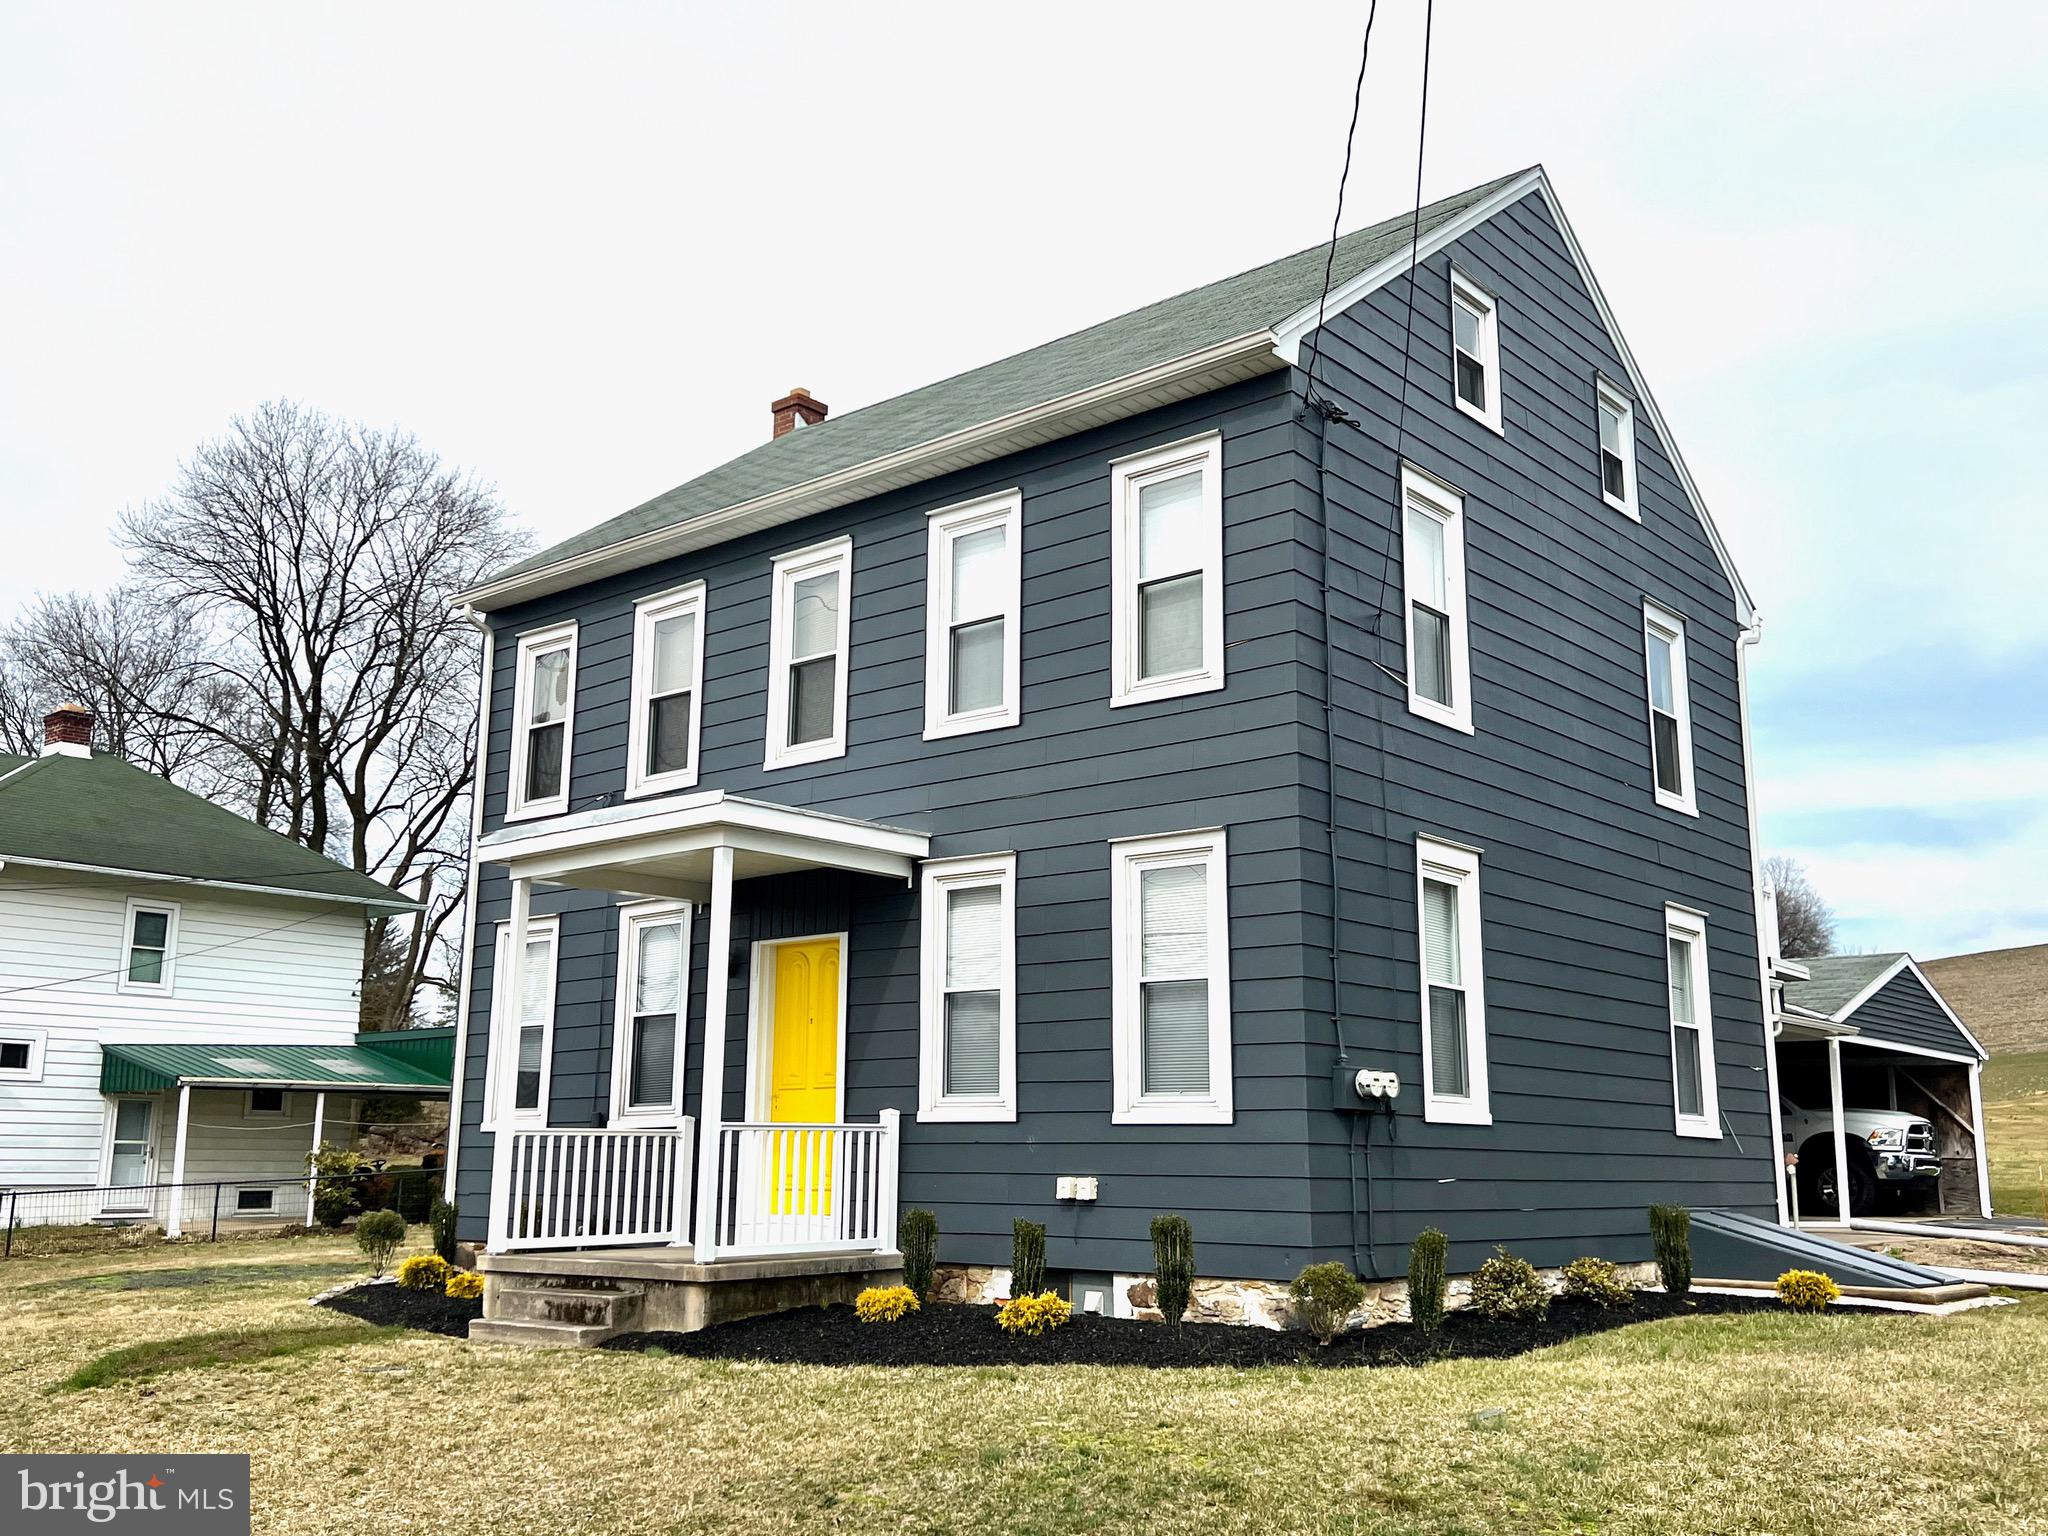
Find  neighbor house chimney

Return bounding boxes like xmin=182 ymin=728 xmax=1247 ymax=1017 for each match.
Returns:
xmin=42 ymin=702 xmax=94 ymax=756
xmin=771 ymin=387 xmax=828 ymax=439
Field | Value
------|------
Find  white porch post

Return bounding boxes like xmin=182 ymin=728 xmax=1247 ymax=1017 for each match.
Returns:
xmin=692 ymin=844 xmax=736 ymax=1262
xmin=1827 ymin=1037 xmax=1852 ymax=1225
xmin=876 ymin=1106 xmax=901 ymax=1255
xmin=165 ymin=1083 xmax=192 ymax=1238
xmin=487 ymin=874 xmax=532 ymax=1254
xmin=306 ymin=1090 xmax=327 ymax=1225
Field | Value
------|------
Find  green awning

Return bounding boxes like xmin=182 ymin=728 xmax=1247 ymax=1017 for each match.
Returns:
xmin=100 ymin=1035 xmax=454 ymax=1096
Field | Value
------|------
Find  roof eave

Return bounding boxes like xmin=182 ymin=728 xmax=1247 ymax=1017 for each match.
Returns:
xmin=0 ymin=854 xmax=421 ymax=912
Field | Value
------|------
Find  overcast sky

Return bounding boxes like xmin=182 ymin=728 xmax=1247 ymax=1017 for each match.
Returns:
xmin=3 ymin=1 xmax=2044 ymax=959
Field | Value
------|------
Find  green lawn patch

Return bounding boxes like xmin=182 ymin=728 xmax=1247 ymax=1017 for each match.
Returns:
xmin=1985 ymin=1050 xmax=2048 ymax=1218
xmin=30 ymin=1262 xmax=365 ymax=1295
xmin=59 ymin=1322 xmax=393 ymax=1391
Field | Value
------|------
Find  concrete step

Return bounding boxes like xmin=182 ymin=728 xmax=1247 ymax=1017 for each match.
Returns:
xmin=468 ymin=1317 xmax=618 ymax=1349
xmin=490 ymin=1282 xmax=645 ymax=1331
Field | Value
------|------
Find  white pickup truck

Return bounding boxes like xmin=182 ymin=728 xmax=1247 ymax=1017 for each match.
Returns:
xmin=1780 ymin=1097 xmax=1941 ymax=1216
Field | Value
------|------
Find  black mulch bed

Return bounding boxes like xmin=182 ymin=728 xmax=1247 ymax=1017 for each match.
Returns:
xmin=601 ymin=1291 xmax=1781 ymax=1370
xmin=318 ymin=1282 xmax=483 ymax=1339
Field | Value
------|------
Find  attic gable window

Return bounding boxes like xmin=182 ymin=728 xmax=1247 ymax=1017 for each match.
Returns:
xmin=924 ymin=492 xmax=1022 ymax=739
xmin=1109 ymin=433 xmax=1225 ymax=708
xmin=1449 ymin=268 xmax=1503 ymax=434
xmin=626 ymin=582 xmax=707 ymax=798
xmin=764 ymin=536 xmax=852 ymax=769
xmin=1642 ymin=601 xmax=1698 ymax=817
xmin=1597 ymin=378 xmax=1639 ymax=519
xmin=509 ymin=621 xmax=577 ymax=821
xmin=1400 ymin=466 xmax=1474 ymax=735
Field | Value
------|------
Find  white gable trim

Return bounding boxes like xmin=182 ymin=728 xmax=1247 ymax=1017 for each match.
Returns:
xmin=1824 ymin=955 xmax=1913 ymax=1025
xmin=1272 ymin=165 xmax=1755 ymax=627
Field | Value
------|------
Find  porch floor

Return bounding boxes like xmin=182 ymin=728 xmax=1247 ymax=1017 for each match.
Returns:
xmin=476 ymin=1245 xmax=902 ymax=1285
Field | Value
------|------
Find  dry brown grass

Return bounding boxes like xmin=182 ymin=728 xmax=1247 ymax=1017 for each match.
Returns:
xmin=1923 ymin=945 xmax=2048 ymax=1056
xmin=5 ymin=1236 xmax=2048 ymax=1534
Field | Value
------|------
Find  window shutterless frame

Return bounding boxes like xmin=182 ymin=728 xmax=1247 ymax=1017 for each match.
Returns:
xmin=611 ymin=901 xmax=692 ymax=1123
xmin=1109 ymin=432 xmax=1225 ymax=708
xmin=625 ymin=582 xmax=708 ymax=799
xmin=763 ymin=535 xmax=853 ymax=769
xmin=506 ymin=621 xmax=578 ymax=821
xmin=1108 ymin=827 xmax=1233 ymax=1125
xmin=243 ymin=1088 xmax=287 ymax=1120
xmin=1415 ymin=836 xmax=1491 ymax=1125
xmin=1449 ymin=267 xmax=1504 ymax=434
xmin=917 ymin=853 xmax=1017 ymax=1122
xmin=1595 ymin=376 xmax=1639 ymax=520
xmin=484 ymin=914 xmax=560 ymax=1128
xmin=0 ymin=1029 xmax=46 ymax=1082
xmin=1642 ymin=600 xmax=1698 ymax=817
xmin=924 ymin=492 xmax=1022 ymax=739
xmin=1665 ymin=904 xmax=1721 ymax=1138
xmin=1400 ymin=465 xmax=1475 ymax=735
xmin=117 ymin=897 xmax=180 ymax=995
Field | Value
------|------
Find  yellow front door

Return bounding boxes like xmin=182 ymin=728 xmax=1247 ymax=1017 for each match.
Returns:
xmin=766 ymin=938 xmax=840 ymax=1214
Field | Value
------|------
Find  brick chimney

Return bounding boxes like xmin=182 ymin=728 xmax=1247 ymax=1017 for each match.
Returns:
xmin=771 ymin=387 xmax=828 ymax=439
xmin=41 ymin=702 xmax=94 ymax=756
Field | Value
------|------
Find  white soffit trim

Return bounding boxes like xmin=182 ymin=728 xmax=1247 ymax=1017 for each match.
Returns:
xmin=1272 ymin=164 xmax=1756 ymax=628
xmin=477 ymin=788 xmax=930 ymax=865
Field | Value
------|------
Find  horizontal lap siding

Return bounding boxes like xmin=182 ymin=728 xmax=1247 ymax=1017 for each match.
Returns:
xmin=1293 ymin=190 xmax=1775 ymax=1276
xmin=458 ymin=376 xmax=1328 ymax=1280
xmin=1846 ymin=972 xmax=1981 ymax=1060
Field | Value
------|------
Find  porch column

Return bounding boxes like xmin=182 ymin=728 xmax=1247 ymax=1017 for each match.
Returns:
xmin=164 ymin=1083 xmax=192 ymax=1238
xmin=487 ymin=874 xmax=532 ymax=1254
xmin=306 ymin=1091 xmax=327 ymax=1226
xmin=1827 ymin=1037 xmax=1852 ymax=1225
xmin=692 ymin=844 xmax=736 ymax=1261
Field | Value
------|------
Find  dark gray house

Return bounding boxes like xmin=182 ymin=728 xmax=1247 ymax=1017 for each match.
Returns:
xmin=446 ymin=166 xmax=1782 ymax=1336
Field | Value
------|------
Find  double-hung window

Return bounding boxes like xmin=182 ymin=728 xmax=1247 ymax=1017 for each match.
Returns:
xmin=1110 ymin=432 xmax=1224 ymax=707
xmin=918 ymin=854 xmax=1016 ymax=1121
xmin=488 ymin=915 xmax=559 ymax=1125
xmin=1665 ymin=906 xmax=1720 ymax=1138
xmin=764 ymin=536 xmax=852 ymax=768
xmin=1109 ymin=829 xmax=1232 ymax=1125
xmin=509 ymin=622 xmax=577 ymax=820
xmin=1415 ymin=837 xmax=1490 ymax=1125
xmin=924 ymin=492 xmax=1021 ymax=738
xmin=118 ymin=899 xmax=179 ymax=994
xmin=613 ymin=903 xmax=690 ymax=1121
xmin=626 ymin=583 xmax=707 ymax=797
xmin=1401 ymin=466 xmax=1474 ymax=734
xmin=1642 ymin=602 xmax=1697 ymax=815
xmin=1450 ymin=268 xmax=1503 ymax=433
xmin=1596 ymin=378 xmax=1639 ymax=519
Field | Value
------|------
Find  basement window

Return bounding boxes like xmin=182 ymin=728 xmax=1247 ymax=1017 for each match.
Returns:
xmin=1416 ymin=836 xmax=1491 ymax=1126
xmin=1666 ymin=905 xmax=1720 ymax=1138
xmin=764 ymin=536 xmax=852 ymax=769
xmin=1450 ymin=268 xmax=1503 ymax=434
xmin=236 ymin=1187 xmax=277 ymax=1213
xmin=1597 ymin=378 xmax=1639 ymax=519
xmin=508 ymin=621 xmax=578 ymax=820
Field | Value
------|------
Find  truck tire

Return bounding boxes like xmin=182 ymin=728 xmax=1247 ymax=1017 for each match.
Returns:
xmin=1808 ymin=1142 xmax=1879 ymax=1217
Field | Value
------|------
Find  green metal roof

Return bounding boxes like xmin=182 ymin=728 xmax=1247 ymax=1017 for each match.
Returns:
xmin=0 ymin=749 xmax=414 ymax=908
xmin=99 ymin=1038 xmax=454 ymax=1096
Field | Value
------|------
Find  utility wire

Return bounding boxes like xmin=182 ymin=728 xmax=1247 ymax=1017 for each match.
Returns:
xmin=0 ymin=898 xmax=359 ymax=999
xmin=1301 ymin=0 xmax=1379 ymax=408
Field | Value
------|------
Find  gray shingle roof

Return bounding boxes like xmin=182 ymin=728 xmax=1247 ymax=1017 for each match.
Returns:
xmin=500 ymin=169 xmax=1531 ymax=580
xmin=1784 ymin=954 xmax=1907 ymax=1019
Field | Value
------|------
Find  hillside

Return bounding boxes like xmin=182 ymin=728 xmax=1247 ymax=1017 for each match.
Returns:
xmin=1922 ymin=943 xmax=2048 ymax=1055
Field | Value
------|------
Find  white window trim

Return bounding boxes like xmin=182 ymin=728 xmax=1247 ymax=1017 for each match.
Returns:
xmin=1109 ymin=827 xmax=1233 ymax=1126
xmin=1595 ymin=376 xmax=1640 ymax=521
xmin=506 ymin=621 xmax=579 ymax=823
xmin=917 ymin=853 xmax=1018 ymax=1123
xmin=0 ymin=1028 xmax=47 ymax=1082
xmin=116 ymin=897 xmax=181 ymax=996
xmin=243 ymin=1088 xmax=288 ymax=1121
xmin=763 ymin=535 xmax=854 ymax=769
xmin=1642 ymin=600 xmax=1699 ymax=817
xmin=624 ymin=582 xmax=708 ymax=800
xmin=1400 ymin=464 xmax=1475 ymax=735
xmin=1666 ymin=904 xmax=1722 ymax=1139
xmin=923 ymin=492 xmax=1023 ymax=739
xmin=1415 ymin=836 xmax=1491 ymax=1126
xmin=235 ymin=1186 xmax=278 ymax=1213
xmin=610 ymin=900 xmax=692 ymax=1124
xmin=483 ymin=913 xmax=560 ymax=1130
xmin=1449 ymin=267 xmax=1504 ymax=435
xmin=1108 ymin=432 xmax=1225 ymax=708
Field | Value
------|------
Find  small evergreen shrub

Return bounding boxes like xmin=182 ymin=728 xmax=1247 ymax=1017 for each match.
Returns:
xmin=1776 ymin=1269 xmax=1840 ymax=1312
xmin=307 ymin=1143 xmax=368 ymax=1229
xmin=1011 ymin=1219 xmax=1047 ymax=1298
xmin=900 ymin=1208 xmax=938 ymax=1298
xmin=429 ymin=1197 xmax=459 ymax=1265
xmin=1407 ymin=1228 xmax=1449 ymax=1335
xmin=1649 ymin=1204 xmax=1692 ymax=1298
xmin=444 ymin=1270 xmax=484 ymax=1301
xmin=854 ymin=1285 xmax=920 ymax=1324
xmin=1289 ymin=1262 xmax=1366 ymax=1344
xmin=355 ymin=1209 xmax=407 ymax=1276
xmin=1470 ymin=1248 xmax=1550 ymax=1323
xmin=396 ymin=1254 xmax=452 ymax=1292
xmin=1560 ymin=1256 xmax=1634 ymax=1310
xmin=1150 ymin=1214 xmax=1195 ymax=1324
xmin=996 ymin=1291 xmax=1071 ymax=1336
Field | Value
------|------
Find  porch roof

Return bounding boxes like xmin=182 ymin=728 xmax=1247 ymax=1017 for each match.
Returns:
xmin=100 ymin=1033 xmax=455 ymax=1095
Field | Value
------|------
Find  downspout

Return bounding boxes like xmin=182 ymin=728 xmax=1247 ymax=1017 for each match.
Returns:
xmin=440 ymin=606 xmax=494 ymax=1209
xmin=1736 ymin=620 xmax=1789 ymax=1224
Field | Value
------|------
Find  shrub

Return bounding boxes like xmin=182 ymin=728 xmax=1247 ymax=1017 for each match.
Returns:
xmin=1776 ymin=1268 xmax=1840 ymax=1312
xmin=1560 ymin=1256 xmax=1634 ymax=1310
xmin=429 ymin=1197 xmax=459 ymax=1265
xmin=355 ymin=1209 xmax=407 ymax=1276
xmin=444 ymin=1269 xmax=484 ymax=1301
xmin=1649 ymin=1204 xmax=1692 ymax=1298
xmin=1289 ymin=1262 xmax=1365 ymax=1345
xmin=396 ymin=1254 xmax=451 ymax=1292
xmin=1011 ymin=1219 xmax=1047 ymax=1298
xmin=996 ymin=1291 xmax=1071 ymax=1336
xmin=307 ymin=1143 xmax=368 ymax=1230
xmin=1150 ymin=1214 xmax=1195 ymax=1324
xmin=900 ymin=1208 xmax=938 ymax=1298
xmin=1470 ymin=1248 xmax=1550 ymax=1323
xmin=1407 ymin=1228 xmax=1449 ymax=1335
xmin=854 ymin=1285 xmax=920 ymax=1324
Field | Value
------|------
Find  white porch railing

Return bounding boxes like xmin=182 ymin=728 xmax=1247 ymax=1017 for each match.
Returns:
xmin=492 ymin=1122 xmax=693 ymax=1252
xmin=708 ymin=1110 xmax=900 ymax=1259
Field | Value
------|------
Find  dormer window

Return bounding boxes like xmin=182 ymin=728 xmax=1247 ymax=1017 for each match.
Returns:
xmin=1597 ymin=378 xmax=1638 ymax=519
xmin=509 ymin=622 xmax=577 ymax=820
xmin=1449 ymin=268 xmax=1503 ymax=434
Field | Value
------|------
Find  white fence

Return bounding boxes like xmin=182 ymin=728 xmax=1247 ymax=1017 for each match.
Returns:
xmin=492 ymin=1123 xmax=692 ymax=1252
xmin=708 ymin=1112 xmax=899 ymax=1258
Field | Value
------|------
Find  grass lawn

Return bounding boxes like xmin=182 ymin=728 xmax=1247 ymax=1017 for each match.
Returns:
xmin=5 ymin=1238 xmax=2048 ymax=1535
xmin=1984 ymin=1050 xmax=2048 ymax=1219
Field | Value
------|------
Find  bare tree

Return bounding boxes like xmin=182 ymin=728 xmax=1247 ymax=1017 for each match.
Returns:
xmin=119 ymin=401 xmax=528 ymax=1028
xmin=1764 ymin=855 xmax=1837 ymax=959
